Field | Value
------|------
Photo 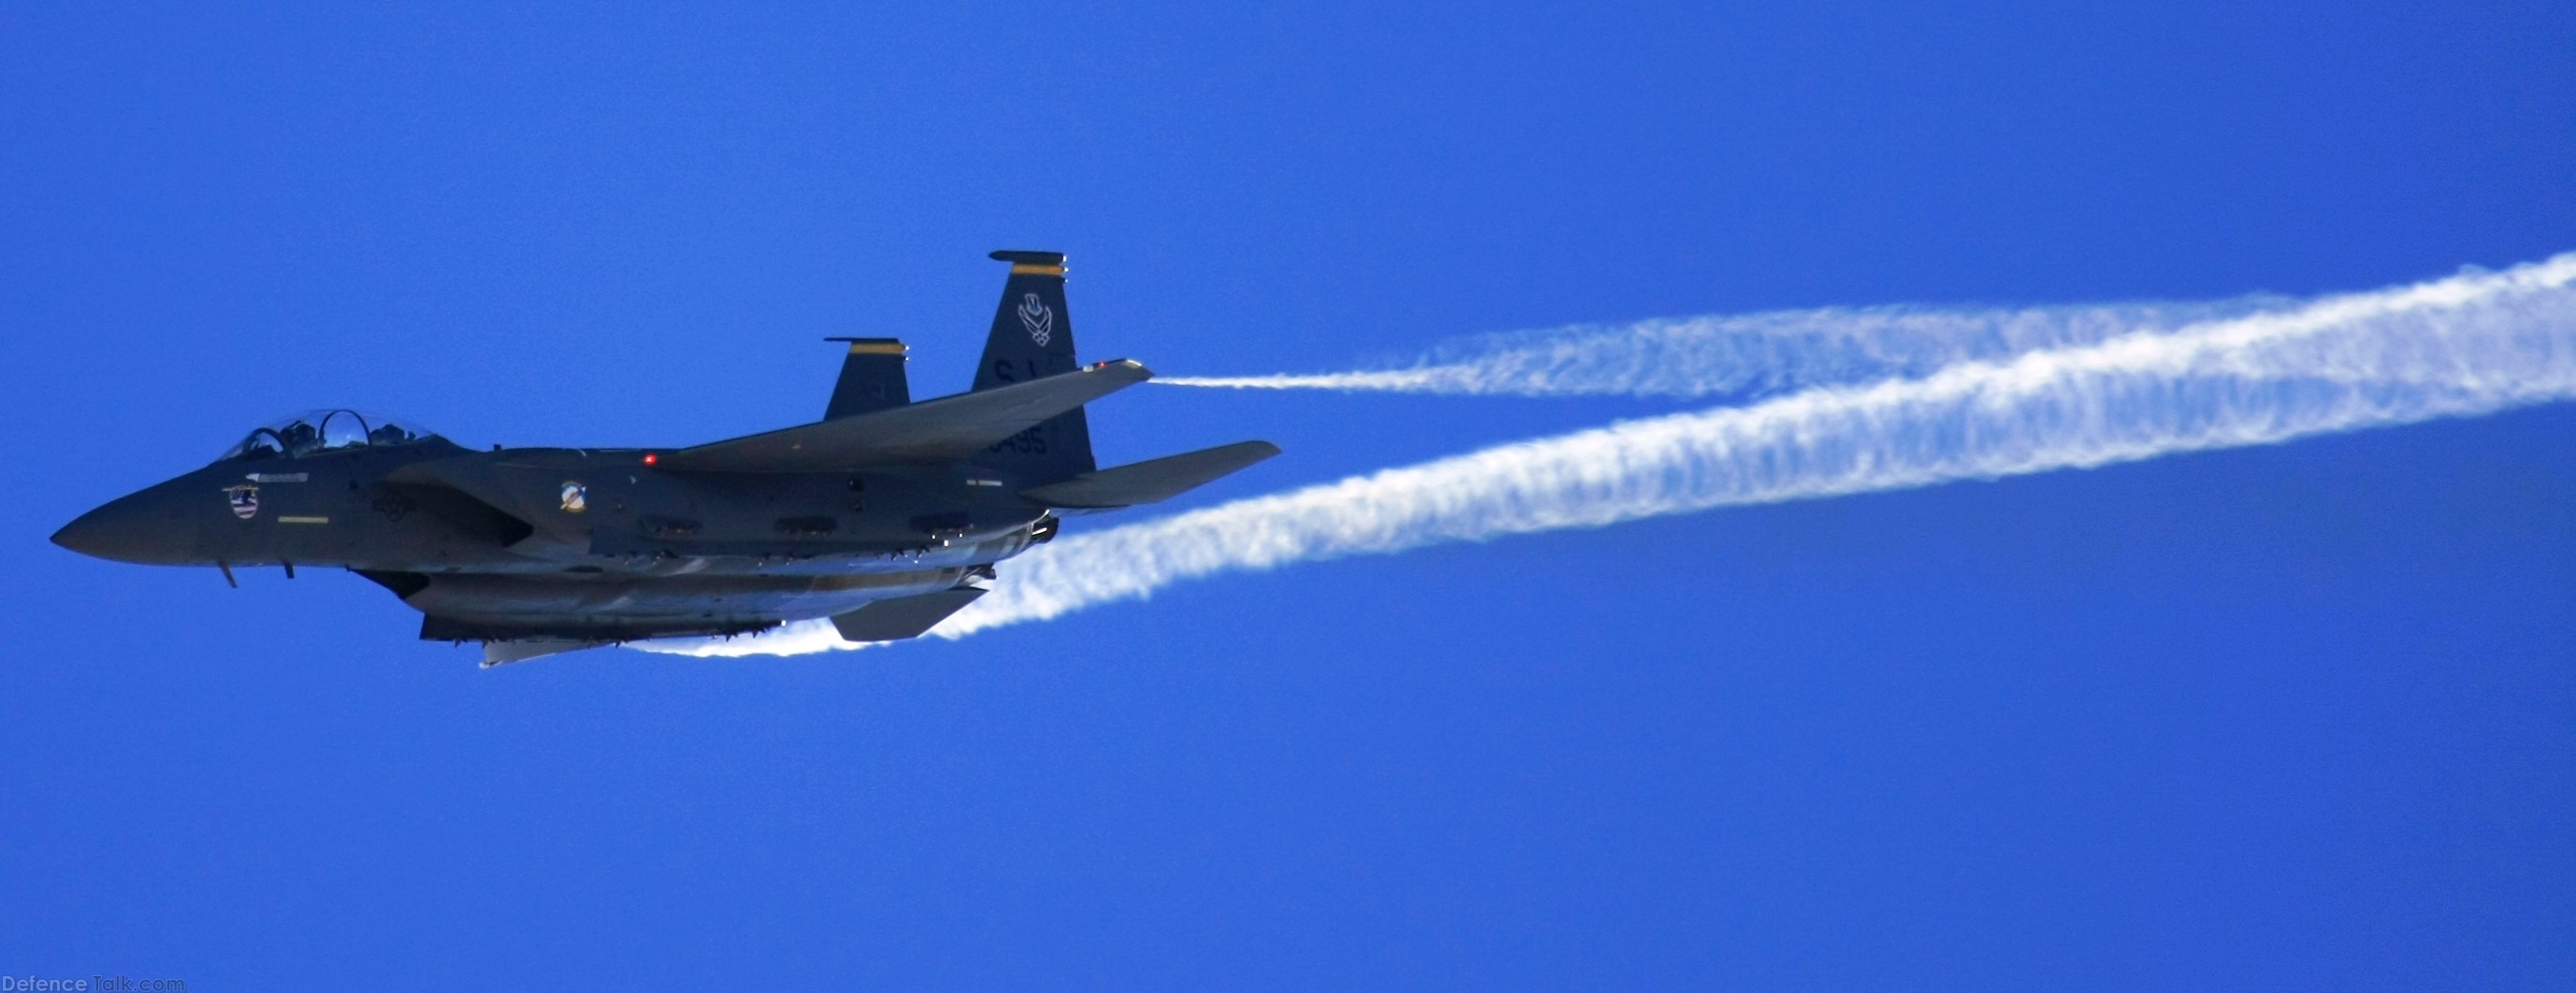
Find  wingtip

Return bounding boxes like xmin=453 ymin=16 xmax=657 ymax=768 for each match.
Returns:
xmin=1091 ymin=358 xmax=1154 ymax=381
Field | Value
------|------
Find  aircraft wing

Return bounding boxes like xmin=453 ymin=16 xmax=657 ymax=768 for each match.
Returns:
xmin=663 ymin=360 xmax=1152 ymax=472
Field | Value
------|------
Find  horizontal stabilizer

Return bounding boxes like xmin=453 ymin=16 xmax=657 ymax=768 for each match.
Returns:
xmin=665 ymin=360 xmax=1151 ymax=472
xmin=1019 ymin=440 xmax=1281 ymax=509
xmin=830 ymin=587 xmax=986 ymax=641
xmin=482 ymin=640 xmax=606 ymax=667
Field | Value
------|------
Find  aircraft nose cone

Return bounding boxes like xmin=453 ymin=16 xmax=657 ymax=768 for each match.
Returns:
xmin=52 ymin=506 xmax=121 ymax=558
xmin=52 ymin=493 xmax=193 ymax=564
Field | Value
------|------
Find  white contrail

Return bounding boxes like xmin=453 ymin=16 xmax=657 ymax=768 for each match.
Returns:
xmin=1159 ymin=297 xmax=2289 ymax=398
xmin=652 ymin=254 xmax=2576 ymax=657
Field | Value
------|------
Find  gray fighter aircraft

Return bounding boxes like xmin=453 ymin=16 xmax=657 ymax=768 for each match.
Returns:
xmin=51 ymin=251 xmax=1279 ymax=665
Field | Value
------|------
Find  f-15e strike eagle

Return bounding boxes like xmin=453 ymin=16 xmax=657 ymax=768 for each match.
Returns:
xmin=51 ymin=251 xmax=1280 ymax=665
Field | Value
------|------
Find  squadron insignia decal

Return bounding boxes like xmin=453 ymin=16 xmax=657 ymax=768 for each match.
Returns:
xmin=1017 ymin=293 xmax=1054 ymax=347
xmin=372 ymin=490 xmax=414 ymax=522
xmin=225 ymin=484 xmax=260 ymax=520
xmin=559 ymin=482 xmax=588 ymax=513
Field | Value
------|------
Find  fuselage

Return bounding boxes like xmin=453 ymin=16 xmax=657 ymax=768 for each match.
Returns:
xmin=52 ymin=249 xmax=1279 ymax=661
xmin=53 ymin=436 xmax=1058 ymax=641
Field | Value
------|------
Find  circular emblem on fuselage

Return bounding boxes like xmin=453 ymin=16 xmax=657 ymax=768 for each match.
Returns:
xmin=225 ymin=484 xmax=260 ymax=520
xmin=559 ymin=482 xmax=588 ymax=513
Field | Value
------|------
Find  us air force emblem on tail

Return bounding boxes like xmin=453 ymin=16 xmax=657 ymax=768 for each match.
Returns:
xmin=1018 ymin=293 xmax=1054 ymax=346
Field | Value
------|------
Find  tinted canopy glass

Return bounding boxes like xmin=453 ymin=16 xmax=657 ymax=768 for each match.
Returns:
xmin=218 ymin=410 xmax=441 ymax=461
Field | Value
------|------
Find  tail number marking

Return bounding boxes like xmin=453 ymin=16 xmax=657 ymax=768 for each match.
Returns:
xmin=990 ymin=357 xmax=1044 ymax=383
xmin=989 ymin=426 xmax=1048 ymax=455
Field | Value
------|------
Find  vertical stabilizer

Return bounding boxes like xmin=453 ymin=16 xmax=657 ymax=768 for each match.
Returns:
xmin=823 ymin=338 xmax=911 ymax=419
xmin=972 ymin=250 xmax=1096 ymax=482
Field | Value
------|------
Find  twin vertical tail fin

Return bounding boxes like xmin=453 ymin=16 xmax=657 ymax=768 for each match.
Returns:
xmin=972 ymin=250 xmax=1097 ymax=482
xmin=822 ymin=338 xmax=911 ymax=419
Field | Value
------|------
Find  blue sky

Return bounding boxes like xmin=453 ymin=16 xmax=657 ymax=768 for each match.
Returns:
xmin=5 ymin=2 xmax=2573 ymax=987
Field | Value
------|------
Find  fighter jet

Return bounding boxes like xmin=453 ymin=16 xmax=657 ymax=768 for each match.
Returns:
xmin=51 ymin=251 xmax=1279 ymax=665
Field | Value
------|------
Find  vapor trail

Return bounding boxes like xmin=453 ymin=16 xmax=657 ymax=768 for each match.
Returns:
xmin=1159 ymin=297 xmax=2289 ymax=399
xmin=654 ymin=254 xmax=2576 ymax=657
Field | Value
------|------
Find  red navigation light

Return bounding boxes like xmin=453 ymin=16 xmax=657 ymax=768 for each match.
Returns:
xmin=643 ymin=453 xmax=658 ymax=466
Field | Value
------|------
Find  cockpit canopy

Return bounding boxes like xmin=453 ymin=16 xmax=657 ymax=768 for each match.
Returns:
xmin=218 ymin=410 xmax=443 ymax=461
